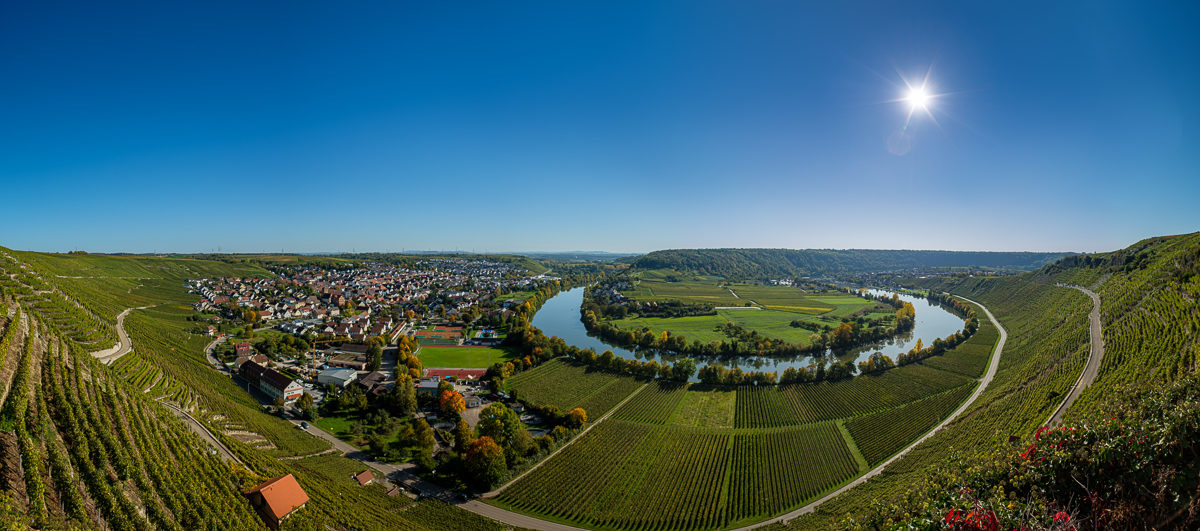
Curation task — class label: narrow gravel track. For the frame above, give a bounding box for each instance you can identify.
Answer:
[163,402,243,464]
[90,305,153,365]
[1045,285,1103,426]
[730,295,1008,530]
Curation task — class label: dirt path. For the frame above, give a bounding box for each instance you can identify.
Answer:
[1045,285,1103,426]
[731,295,1008,530]
[90,306,153,365]
[162,402,243,464]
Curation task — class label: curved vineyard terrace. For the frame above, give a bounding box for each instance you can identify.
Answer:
[532,287,966,378]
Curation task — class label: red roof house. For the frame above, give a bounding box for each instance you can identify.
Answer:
[353,469,374,486]
[244,474,309,529]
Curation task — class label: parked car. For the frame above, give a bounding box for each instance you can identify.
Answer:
[299,421,309,429]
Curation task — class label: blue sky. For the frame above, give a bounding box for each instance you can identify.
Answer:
[1,2,1196,254]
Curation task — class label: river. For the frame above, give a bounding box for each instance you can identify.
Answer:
[529,287,965,377]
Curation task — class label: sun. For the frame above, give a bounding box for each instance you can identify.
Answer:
[906,85,931,111]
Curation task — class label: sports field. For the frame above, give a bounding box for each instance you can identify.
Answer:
[415,345,517,368]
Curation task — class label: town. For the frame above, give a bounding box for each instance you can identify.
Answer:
[180,257,562,507]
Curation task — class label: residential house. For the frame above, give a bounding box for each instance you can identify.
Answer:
[244,474,309,530]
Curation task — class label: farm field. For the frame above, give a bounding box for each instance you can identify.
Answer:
[608,271,896,350]
[609,308,834,347]
[415,345,518,368]
[623,277,743,306]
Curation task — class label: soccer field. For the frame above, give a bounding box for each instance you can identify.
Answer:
[415,346,518,368]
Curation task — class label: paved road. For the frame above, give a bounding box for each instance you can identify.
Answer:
[204,335,230,372]
[1045,285,1103,426]
[163,402,243,464]
[91,305,153,365]
[731,295,1009,530]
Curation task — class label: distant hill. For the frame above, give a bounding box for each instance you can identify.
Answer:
[631,248,1072,279]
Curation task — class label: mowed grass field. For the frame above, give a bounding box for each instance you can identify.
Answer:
[609,308,843,347]
[415,345,517,368]
[613,271,886,347]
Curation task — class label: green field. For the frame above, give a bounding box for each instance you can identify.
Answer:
[609,308,845,347]
[415,345,518,368]
[610,271,889,348]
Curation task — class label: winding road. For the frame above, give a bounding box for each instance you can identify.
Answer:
[90,305,153,365]
[731,295,1009,530]
[1045,285,1103,427]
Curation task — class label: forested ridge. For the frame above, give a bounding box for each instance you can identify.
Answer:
[631,248,1070,279]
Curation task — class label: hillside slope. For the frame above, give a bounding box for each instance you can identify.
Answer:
[781,232,1200,529]
[0,248,522,530]
[632,248,1070,279]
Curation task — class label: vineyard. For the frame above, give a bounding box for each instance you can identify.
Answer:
[783,262,1096,527]
[492,319,1000,529]
[507,358,646,416]
[844,384,974,466]
[0,248,519,530]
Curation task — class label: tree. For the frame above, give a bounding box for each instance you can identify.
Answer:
[476,402,523,450]
[440,390,466,418]
[272,397,285,415]
[670,359,696,382]
[297,392,314,411]
[389,374,417,416]
[367,342,383,372]
[454,417,472,451]
[464,436,507,489]
[297,392,318,420]
[511,429,534,460]
[566,408,587,428]
[413,418,436,451]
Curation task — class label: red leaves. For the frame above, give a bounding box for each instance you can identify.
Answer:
[942,507,1000,530]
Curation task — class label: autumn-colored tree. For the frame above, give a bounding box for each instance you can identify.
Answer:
[464,436,507,489]
[405,309,416,321]
[566,408,587,428]
[440,389,466,418]
[831,322,855,346]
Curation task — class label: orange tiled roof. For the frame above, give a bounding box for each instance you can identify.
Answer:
[246,474,309,520]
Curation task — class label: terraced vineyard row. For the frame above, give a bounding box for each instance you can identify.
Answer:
[611,381,688,424]
[495,418,862,529]
[734,364,971,427]
[845,384,975,465]
[727,422,860,524]
[508,358,643,414]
